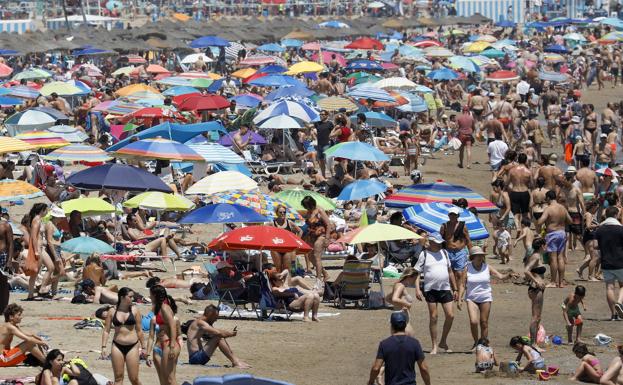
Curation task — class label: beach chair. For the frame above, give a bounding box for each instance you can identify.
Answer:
[256,272,294,320]
[241,150,296,175]
[213,272,260,318]
[334,259,373,309]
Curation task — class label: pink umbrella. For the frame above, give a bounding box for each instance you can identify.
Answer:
[92,100,116,112]
[0,63,13,77]
[382,62,399,70]
[302,42,321,51]
[311,51,346,66]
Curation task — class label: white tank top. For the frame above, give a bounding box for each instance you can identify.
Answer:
[465,262,493,303]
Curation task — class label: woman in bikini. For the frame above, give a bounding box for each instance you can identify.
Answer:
[387,268,418,337]
[271,205,302,273]
[524,238,547,345]
[26,203,55,300]
[490,179,514,230]
[399,131,419,176]
[301,196,332,281]
[146,285,179,385]
[584,104,598,150]
[531,176,549,233]
[101,287,144,385]
[42,206,66,297]
[577,200,601,281]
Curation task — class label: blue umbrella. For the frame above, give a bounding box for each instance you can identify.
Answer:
[193,374,293,385]
[61,236,115,255]
[0,96,23,106]
[7,85,40,98]
[427,68,459,80]
[265,85,315,102]
[72,48,113,56]
[348,86,396,102]
[449,56,480,73]
[544,44,569,54]
[403,202,489,240]
[257,43,285,53]
[231,94,262,107]
[67,163,173,192]
[253,100,319,124]
[248,75,306,88]
[258,65,287,74]
[318,20,350,28]
[0,49,19,56]
[538,71,568,82]
[179,203,268,224]
[346,60,384,71]
[189,36,230,48]
[397,93,428,113]
[414,84,434,93]
[162,86,200,96]
[326,141,390,162]
[495,20,516,27]
[337,179,387,201]
[349,111,396,128]
[600,17,623,30]
[213,162,252,176]
[281,39,303,48]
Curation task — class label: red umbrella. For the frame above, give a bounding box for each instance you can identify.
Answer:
[172,92,201,106]
[145,64,170,74]
[345,37,384,50]
[243,72,268,84]
[411,40,443,48]
[124,107,185,121]
[208,225,312,253]
[312,51,346,66]
[486,70,520,82]
[0,63,12,77]
[177,94,230,111]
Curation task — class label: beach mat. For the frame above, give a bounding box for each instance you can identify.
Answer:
[218,309,340,320]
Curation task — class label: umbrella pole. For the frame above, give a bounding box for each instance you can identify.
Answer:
[376,241,385,306]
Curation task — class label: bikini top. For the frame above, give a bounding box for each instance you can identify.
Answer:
[112,308,136,327]
[155,299,169,326]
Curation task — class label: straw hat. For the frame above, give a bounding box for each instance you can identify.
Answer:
[469,246,486,260]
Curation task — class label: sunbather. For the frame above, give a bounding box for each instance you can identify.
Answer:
[269,270,320,322]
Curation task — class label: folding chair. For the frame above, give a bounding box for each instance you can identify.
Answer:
[257,272,294,320]
[335,259,373,309]
[213,273,259,318]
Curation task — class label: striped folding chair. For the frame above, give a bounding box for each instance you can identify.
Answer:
[335,259,373,309]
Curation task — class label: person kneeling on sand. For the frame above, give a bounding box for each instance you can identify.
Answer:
[186,305,250,368]
[0,303,47,367]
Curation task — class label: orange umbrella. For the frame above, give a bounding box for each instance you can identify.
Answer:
[146,64,170,74]
[362,91,408,108]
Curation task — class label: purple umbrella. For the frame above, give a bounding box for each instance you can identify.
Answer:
[218,130,267,147]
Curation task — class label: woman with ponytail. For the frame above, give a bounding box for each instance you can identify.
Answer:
[146,285,179,385]
[26,203,56,300]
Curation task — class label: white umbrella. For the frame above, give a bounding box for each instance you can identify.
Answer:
[372,77,417,90]
[186,171,258,195]
[186,143,245,164]
[258,114,302,129]
[368,1,385,8]
[181,53,214,64]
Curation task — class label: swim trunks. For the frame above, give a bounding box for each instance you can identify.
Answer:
[189,349,211,365]
[567,212,583,235]
[446,248,468,271]
[509,191,530,215]
[0,347,26,367]
[545,230,567,253]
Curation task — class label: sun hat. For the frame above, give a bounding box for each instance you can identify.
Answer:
[428,232,444,244]
[548,153,558,165]
[566,165,577,174]
[572,115,581,123]
[469,246,486,259]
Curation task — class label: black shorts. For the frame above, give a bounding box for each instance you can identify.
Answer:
[317,144,330,160]
[567,212,583,235]
[509,191,530,215]
[424,289,454,304]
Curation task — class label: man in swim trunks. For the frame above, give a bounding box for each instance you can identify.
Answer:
[186,305,250,368]
[537,154,563,191]
[575,157,597,202]
[508,153,533,236]
[559,166,585,251]
[537,191,572,288]
[0,304,47,367]
[440,206,472,308]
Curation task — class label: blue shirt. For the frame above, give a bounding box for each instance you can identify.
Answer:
[377,335,425,385]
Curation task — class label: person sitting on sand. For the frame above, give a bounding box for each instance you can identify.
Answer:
[269,270,321,322]
[186,304,250,368]
[570,342,602,383]
[474,337,498,373]
[600,344,623,385]
[509,336,545,373]
[0,303,47,367]
[76,279,118,305]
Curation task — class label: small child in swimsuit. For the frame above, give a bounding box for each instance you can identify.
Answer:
[474,337,498,373]
[562,285,587,344]
[493,224,511,264]
[514,218,535,262]
[510,336,545,373]
[570,342,602,383]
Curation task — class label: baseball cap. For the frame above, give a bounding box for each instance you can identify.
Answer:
[428,232,444,244]
[566,165,577,174]
[448,206,461,215]
[390,311,408,328]
[601,133,608,138]
[575,135,582,140]
[548,153,558,165]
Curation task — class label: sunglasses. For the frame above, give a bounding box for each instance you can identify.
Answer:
[278,210,286,214]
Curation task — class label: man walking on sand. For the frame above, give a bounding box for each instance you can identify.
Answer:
[537,191,572,288]
[594,206,623,321]
[456,106,475,169]
[508,153,533,235]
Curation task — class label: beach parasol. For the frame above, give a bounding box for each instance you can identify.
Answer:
[274,188,336,211]
[316,96,358,112]
[372,77,417,90]
[338,223,420,244]
[213,190,302,222]
[186,171,258,195]
[116,84,160,97]
[347,86,396,102]
[209,225,311,253]
[403,202,489,240]
[13,68,51,81]
[231,68,257,79]
[15,131,70,149]
[311,51,347,66]
[325,142,390,162]
[384,180,498,212]
[61,236,115,255]
[538,71,569,82]
[5,110,56,133]
[345,37,384,50]
[115,138,203,162]
[253,100,319,124]
[301,42,321,51]
[0,137,35,154]
[480,48,506,58]
[449,56,481,73]
[0,96,23,106]
[66,164,172,193]
[177,94,230,111]
[348,111,396,128]
[44,144,112,163]
[398,93,428,113]
[240,55,279,66]
[318,20,350,29]
[265,86,314,102]
[162,86,200,97]
[123,192,194,211]
[189,36,230,48]
[112,66,135,76]
[218,130,267,147]
[180,53,214,64]
[61,197,116,216]
[423,47,454,57]
[427,68,459,81]
[463,41,491,53]
[257,43,286,53]
[46,125,89,143]
[248,75,306,88]
[281,39,303,48]
[345,60,384,71]
[259,115,302,130]
[179,203,268,224]
[39,82,84,96]
[286,61,325,74]
[6,85,40,99]
[486,70,520,82]
[0,179,44,202]
[186,143,245,164]
[337,179,387,201]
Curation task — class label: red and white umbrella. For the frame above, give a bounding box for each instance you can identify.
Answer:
[208,225,312,253]
[486,70,520,82]
[412,40,443,48]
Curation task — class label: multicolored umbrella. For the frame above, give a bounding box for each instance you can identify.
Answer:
[186,143,245,164]
[179,203,268,224]
[325,142,390,162]
[274,188,336,211]
[348,86,396,102]
[0,179,44,201]
[0,63,13,78]
[44,144,112,162]
[186,171,258,195]
[384,181,498,213]
[15,131,70,149]
[61,197,116,216]
[116,84,160,97]
[6,85,40,99]
[12,68,52,81]
[240,55,280,66]
[218,130,267,147]
[338,223,421,244]
[46,125,89,143]
[213,190,303,222]
[403,202,489,240]
[0,137,35,154]
[115,138,203,162]
[123,192,194,211]
[39,82,84,96]
[209,225,311,253]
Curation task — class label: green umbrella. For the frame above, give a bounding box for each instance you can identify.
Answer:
[13,68,52,81]
[190,78,214,88]
[40,82,83,96]
[274,188,336,211]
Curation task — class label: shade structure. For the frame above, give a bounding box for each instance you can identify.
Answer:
[186,143,244,164]
[318,20,350,28]
[259,115,302,129]
[281,39,303,47]
[189,36,230,48]
[61,197,116,216]
[208,225,311,253]
[403,202,489,240]
[480,48,506,58]
[384,181,498,213]
[544,44,568,54]
[39,82,84,96]
[162,86,200,97]
[61,236,115,255]
[231,93,263,107]
[213,190,302,222]
[286,61,324,74]
[179,203,268,224]
[0,179,44,202]
[347,86,396,102]
[186,171,258,195]
[0,137,35,154]
[257,43,285,53]
[338,223,421,244]
[345,37,384,50]
[311,51,347,66]
[13,68,51,81]
[66,163,172,193]
[46,125,89,143]
[463,41,491,53]
[258,65,288,74]
[345,60,384,71]
[240,55,280,66]
[112,66,135,76]
[180,53,214,64]
[177,94,230,111]
[5,110,56,133]
[372,77,417,90]
[0,96,23,106]
[115,138,203,162]
[218,130,267,147]
[44,144,112,162]
[398,93,428,113]
[124,192,194,211]
[486,70,520,82]
[427,68,459,81]
[316,96,358,112]
[116,84,160,97]
[253,100,319,124]
[538,71,569,82]
[337,179,387,201]
[325,142,390,162]
[15,131,70,149]
[274,188,336,211]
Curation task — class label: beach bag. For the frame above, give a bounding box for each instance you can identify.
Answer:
[528,324,547,346]
[24,235,38,277]
[564,142,573,164]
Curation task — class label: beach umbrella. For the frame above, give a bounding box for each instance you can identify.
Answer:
[258,65,288,74]
[544,44,569,54]
[325,142,390,162]
[248,75,306,88]
[0,50,19,56]
[13,68,52,81]
[403,202,489,240]
[397,93,428,113]
[372,77,417,89]
[449,56,481,73]
[311,51,347,67]
[218,130,267,147]
[177,94,229,111]
[186,171,258,195]
[125,107,184,121]
[66,80,91,94]
[231,68,257,79]
[274,188,336,211]
[318,20,350,28]
[253,100,319,124]
[189,36,230,48]
[301,42,321,51]
[39,82,84,96]
[538,71,569,82]
[5,110,56,132]
[179,203,268,224]
[46,125,89,143]
[347,86,396,102]
[564,33,587,42]
[44,144,112,162]
[367,1,385,7]
[0,137,34,154]
[600,17,623,29]
[281,39,303,48]
[480,48,506,58]
[155,77,193,87]
[338,223,420,244]
[486,70,520,82]
[411,40,443,48]
[122,54,145,64]
[349,111,396,128]
[61,236,115,255]
[0,179,44,202]
[162,86,200,97]
[337,179,387,201]
[596,167,617,177]
[189,78,215,89]
[264,86,314,102]
[6,86,40,99]
[15,131,70,149]
[0,96,23,106]
[0,63,13,77]
[316,96,358,112]
[259,115,302,130]
[213,190,302,222]
[66,163,172,193]
[476,34,498,43]
[180,53,213,64]
[423,47,454,57]
[600,31,623,42]
[73,47,112,56]
[427,68,459,81]
[115,138,203,162]
[286,61,324,74]
[240,55,280,66]
[384,180,498,212]
[463,41,492,53]
[186,143,244,164]
[209,225,311,253]
[346,60,384,71]
[116,84,160,97]
[543,53,566,63]
[495,20,516,27]
[62,197,116,216]
[231,93,263,107]
[257,43,285,53]
[112,66,135,76]
[345,37,384,50]
[124,192,194,211]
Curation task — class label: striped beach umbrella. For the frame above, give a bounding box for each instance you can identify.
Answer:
[45,144,112,162]
[186,143,245,164]
[253,100,319,124]
[6,86,40,99]
[15,131,70,149]
[385,181,498,213]
[46,125,89,143]
[115,138,203,162]
[403,202,490,240]
[0,137,35,154]
[0,179,44,201]
[124,192,194,211]
[213,190,303,222]
[316,96,358,112]
[485,70,520,83]
[186,171,258,195]
[240,55,279,66]
[348,86,396,102]
[12,68,52,81]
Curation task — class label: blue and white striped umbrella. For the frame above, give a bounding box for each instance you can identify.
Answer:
[403,202,489,240]
[7,85,40,99]
[248,75,306,88]
[253,100,319,124]
[348,86,396,102]
[538,71,569,83]
[346,60,384,71]
[318,20,350,29]
[337,179,387,201]
[185,143,245,164]
[397,93,428,113]
[281,39,303,48]
[162,86,200,96]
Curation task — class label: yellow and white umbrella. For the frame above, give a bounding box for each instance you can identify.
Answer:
[0,137,35,154]
[123,192,194,211]
[185,171,258,195]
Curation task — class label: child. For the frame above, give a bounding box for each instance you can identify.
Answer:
[570,342,602,383]
[474,337,498,373]
[509,336,545,373]
[514,218,535,261]
[562,285,587,344]
[493,223,511,264]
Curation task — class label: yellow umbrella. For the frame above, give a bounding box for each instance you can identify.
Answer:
[112,66,135,76]
[463,41,492,53]
[0,179,44,202]
[205,72,222,80]
[316,96,358,112]
[123,192,194,211]
[231,68,257,79]
[116,84,160,97]
[61,197,116,216]
[0,137,35,154]
[286,61,325,74]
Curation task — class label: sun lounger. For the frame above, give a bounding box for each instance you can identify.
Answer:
[334,259,373,309]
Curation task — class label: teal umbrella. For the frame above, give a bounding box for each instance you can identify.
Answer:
[61,236,115,255]
[481,48,506,58]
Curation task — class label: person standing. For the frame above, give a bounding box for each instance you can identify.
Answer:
[537,191,572,288]
[314,110,334,178]
[594,206,623,321]
[508,153,533,235]
[367,312,431,385]
[456,106,475,169]
[440,207,472,304]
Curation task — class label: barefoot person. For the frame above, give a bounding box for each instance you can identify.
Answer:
[186,305,250,368]
[301,196,332,281]
[440,206,472,306]
[524,238,547,345]
[594,206,623,321]
[600,344,623,385]
[387,268,419,337]
[537,190,572,288]
[508,153,533,234]
[146,285,179,385]
[0,303,47,367]
[269,270,321,322]
[569,342,602,383]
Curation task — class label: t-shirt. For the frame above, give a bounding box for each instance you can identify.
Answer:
[315,121,334,148]
[595,223,623,271]
[414,249,451,291]
[487,140,509,165]
[377,335,425,385]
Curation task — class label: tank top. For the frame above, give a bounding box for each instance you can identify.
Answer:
[465,262,492,303]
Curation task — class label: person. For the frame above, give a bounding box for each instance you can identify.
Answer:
[367,312,431,385]
[456,106,475,169]
[508,153,533,234]
[232,124,251,154]
[514,218,535,263]
[36,349,66,385]
[301,196,332,281]
[490,178,514,230]
[414,232,458,354]
[600,344,623,385]
[464,246,515,346]
[492,223,511,264]
[26,203,55,300]
[145,285,179,385]
[387,268,418,337]
[537,190,572,288]
[474,337,498,373]
[570,342,602,383]
[594,206,623,321]
[560,166,586,251]
[271,205,302,273]
[487,131,509,173]
[314,110,334,177]
[0,303,47,367]
[42,205,65,296]
[524,238,547,345]
[186,304,250,368]
[0,218,13,315]
[101,287,144,385]
[563,285,587,344]
[577,200,601,281]
[509,336,545,373]
[440,206,472,305]
[269,270,320,322]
